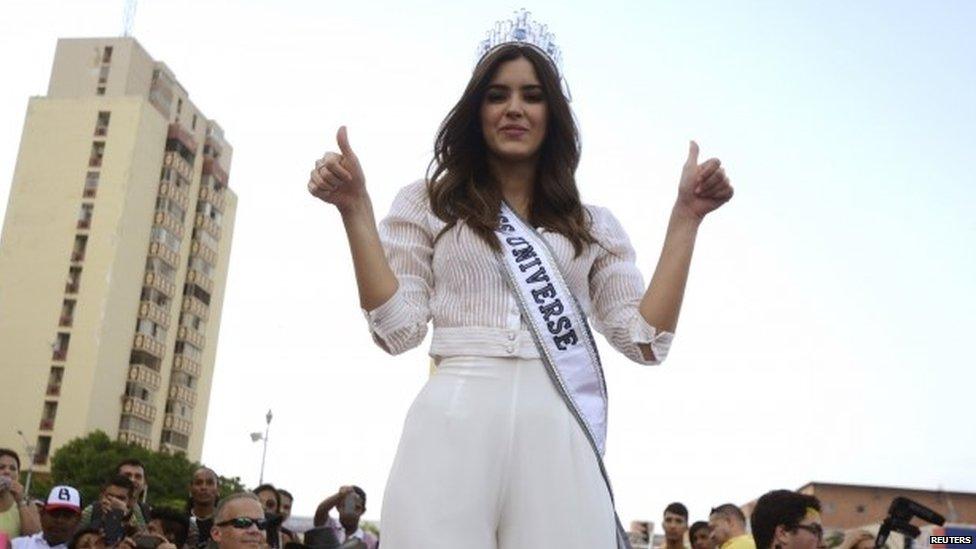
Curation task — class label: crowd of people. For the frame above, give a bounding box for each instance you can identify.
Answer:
[3,446,881,549]
[0,449,375,549]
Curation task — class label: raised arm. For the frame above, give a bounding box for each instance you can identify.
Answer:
[637,141,733,355]
[308,126,398,311]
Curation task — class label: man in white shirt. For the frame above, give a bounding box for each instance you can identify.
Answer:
[13,486,81,549]
[313,487,376,549]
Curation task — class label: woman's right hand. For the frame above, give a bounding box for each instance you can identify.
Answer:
[308,126,369,215]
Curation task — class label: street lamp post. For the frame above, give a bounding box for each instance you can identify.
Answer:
[249,410,273,485]
[16,430,36,497]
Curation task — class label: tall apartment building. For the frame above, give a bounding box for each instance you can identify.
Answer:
[0,37,237,467]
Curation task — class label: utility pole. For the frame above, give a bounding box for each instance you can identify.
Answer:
[15,430,36,497]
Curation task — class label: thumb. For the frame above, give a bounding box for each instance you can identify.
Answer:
[337,126,357,161]
[685,140,699,168]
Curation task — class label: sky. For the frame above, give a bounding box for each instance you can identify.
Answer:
[1,0,974,531]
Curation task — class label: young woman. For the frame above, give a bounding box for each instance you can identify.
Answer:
[307,16,732,549]
[0,449,40,539]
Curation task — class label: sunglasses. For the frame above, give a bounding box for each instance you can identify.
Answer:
[795,524,823,541]
[215,517,268,530]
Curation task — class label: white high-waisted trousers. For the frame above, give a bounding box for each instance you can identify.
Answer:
[379,355,618,548]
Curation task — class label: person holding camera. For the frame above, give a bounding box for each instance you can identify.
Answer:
[79,475,145,543]
[0,449,41,539]
[12,486,82,549]
[312,488,375,549]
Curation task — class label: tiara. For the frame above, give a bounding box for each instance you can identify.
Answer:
[475,9,563,75]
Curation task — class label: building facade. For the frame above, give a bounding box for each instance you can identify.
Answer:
[741,482,976,531]
[0,37,237,467]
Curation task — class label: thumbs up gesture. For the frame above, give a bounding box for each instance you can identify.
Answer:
[675,140,734,221]
[308,126,368,213]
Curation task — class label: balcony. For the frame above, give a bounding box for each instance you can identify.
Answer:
[52,349,67,361]
[132,333,166,359]
[159,441,188,454]
[65,281,80,294]
[172,354,201,378]
[204,135,223,159]
[71,250,86,262]
[89,156,103,168]
[198,186,225,212]
[163,151,193,181]
[202,158,229,187]
[163,413,193,436]
[122,396,157,423]
[158,181,189,210]
[128,363,161,391]
[118,430,153,449]
[39,418,55,431]
[94,126,108,137]
[168,384,197,407]
[167,123,199,154]
[83,187,97,198]
[77,219,91,230]
[59,314,73,327]
[194,213,221,241]
[154,210,184,239]
[148,242,179,269]
[33,454,48,466]
[186,268,213,294]
[138,300,170,329]
[181,295,209,321]
[144,271,175,298]
[177,325,206,350]
[46,384,61,396]
[190,240,216,265]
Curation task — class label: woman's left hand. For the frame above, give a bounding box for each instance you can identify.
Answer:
[675,140,733,221]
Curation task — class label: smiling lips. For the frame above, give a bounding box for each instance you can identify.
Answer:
[500,125,528,138]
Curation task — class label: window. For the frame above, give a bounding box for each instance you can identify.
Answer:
[102,46,113,63]
[175,341,203,361]
[179,313,204,332]
[72,234,88,262]
[66,266,82,293]
[151,225,181,253]
[60,299,76,327]
[193,228,218,250]
[84,171,100,197]
[40,402,58,431]
[156,196,186,222]
[34,436,52,465]
[96,86,106,96]
[176,98,183,115]
[120,415,152,436]
[94,111,110,136]
[172,372,196,389]
[77,203,94,229]
[140,286,169,308]
[53,333,70,361]
[146,257,176,280]
[89,142,105,167]
[98,65,110,85]
[47,367,64,396]
[136,318,167,341]
[190,257,214,277]
[192,114,197,130]
[161,430,188,448]
[125,381,151,401]
[188,284,210,305]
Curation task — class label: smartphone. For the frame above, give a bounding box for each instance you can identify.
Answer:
[133,535,163,549]
[0,476,11,492]
[341,493,359,514]
[103,509,126,546]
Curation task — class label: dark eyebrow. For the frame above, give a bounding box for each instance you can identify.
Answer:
[486,84,544,91]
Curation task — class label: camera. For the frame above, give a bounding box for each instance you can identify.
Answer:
[875,497,945,549]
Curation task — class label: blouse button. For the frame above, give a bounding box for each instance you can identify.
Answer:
[505,344,516,354]
[507,331,517,341]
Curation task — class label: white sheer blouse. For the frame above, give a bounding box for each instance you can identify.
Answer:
[362,180,674,365]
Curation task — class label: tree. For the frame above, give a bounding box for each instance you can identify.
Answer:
[46,431,246,509]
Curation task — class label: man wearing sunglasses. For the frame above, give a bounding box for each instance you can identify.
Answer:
[749,490,826,549]
[211,493,267,549]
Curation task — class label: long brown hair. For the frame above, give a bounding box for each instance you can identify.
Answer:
[426,43,597,256]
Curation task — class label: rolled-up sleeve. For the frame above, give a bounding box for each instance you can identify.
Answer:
[588,207,674,365]
[362,183,433,355]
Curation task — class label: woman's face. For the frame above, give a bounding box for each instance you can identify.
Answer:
[480,56,548,163]
[0,455,18,479]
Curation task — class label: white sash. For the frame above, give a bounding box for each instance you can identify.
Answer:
[495,202,632,549]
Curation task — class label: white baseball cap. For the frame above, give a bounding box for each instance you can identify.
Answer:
[45,485,81,513]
